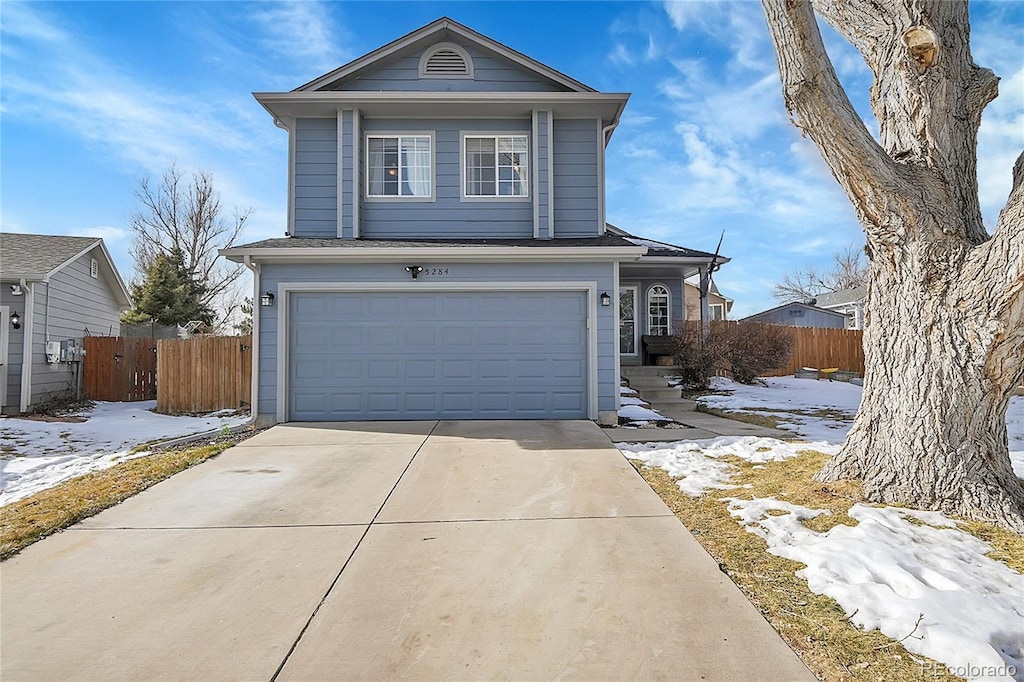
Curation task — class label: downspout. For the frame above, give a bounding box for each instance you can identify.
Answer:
[243,256,261,427]
[19,279,35,413]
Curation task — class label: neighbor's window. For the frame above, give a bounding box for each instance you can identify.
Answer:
[464,135,528,198]
[648,284,670,336]
[710,303,724,321]
[367,135,432,198]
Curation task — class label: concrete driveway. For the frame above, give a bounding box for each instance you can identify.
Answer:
[2,420,813,681]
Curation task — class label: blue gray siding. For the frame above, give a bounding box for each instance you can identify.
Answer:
[293,118,338,238]
[292,114,604,240]
[256,261,616,422]
[552,119,599,237]
[1,249,124,412]
[360,118,533,239]
[334,44,564,93]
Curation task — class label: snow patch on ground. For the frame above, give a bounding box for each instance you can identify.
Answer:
[620,436,837,496]
[726,498,1024,681]
[700,376,862,442]
[0,401,248,506]
[620,380,1024,681]
[617,404,668,422]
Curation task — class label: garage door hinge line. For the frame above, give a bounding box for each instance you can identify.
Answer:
[268,420,439,682]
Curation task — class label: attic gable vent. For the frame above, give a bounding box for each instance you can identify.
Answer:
[419,42,474,79]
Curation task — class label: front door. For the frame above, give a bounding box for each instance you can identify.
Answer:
[618,287,638,357]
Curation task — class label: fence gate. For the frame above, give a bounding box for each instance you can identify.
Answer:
[156,335,252,414]
[83,337,158,401]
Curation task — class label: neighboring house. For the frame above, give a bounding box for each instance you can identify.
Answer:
[742,301,849,329]
[222,17,726,426]
[816,285,866,329]
[0,233,132,414]
[684,280,732,321]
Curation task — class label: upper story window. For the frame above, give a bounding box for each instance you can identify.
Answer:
[366,134,433,199]
[648,284,670,336]
[710,303,724,321]
[463,135,529,199]
[418,42,474,79]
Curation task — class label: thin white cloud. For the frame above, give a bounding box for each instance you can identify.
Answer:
[249,1,349,76]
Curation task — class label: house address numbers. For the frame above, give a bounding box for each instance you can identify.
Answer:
[421,267,449,276]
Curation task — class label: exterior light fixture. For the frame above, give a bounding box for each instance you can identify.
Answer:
[260,291,275,307]
[600,292,611,307]
[405,265,423,279]
[10,311,21,329]
[10,284,22,296]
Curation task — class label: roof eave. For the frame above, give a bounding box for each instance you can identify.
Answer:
[253,91,631,126]
[221,245,647,264]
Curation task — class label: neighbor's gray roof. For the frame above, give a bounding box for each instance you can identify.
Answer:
[742,301,849,321]
[604,223,725,261]
[229,235,637,249]
[0,233,101,279]
[816,285,866,307]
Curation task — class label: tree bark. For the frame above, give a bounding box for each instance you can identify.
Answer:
[762,0,1024,532]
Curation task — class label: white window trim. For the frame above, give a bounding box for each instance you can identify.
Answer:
[647,283,671,336]
[275,281,599,423]
[709,302,725,321]
[418,42,474,79]
[364,132,436,202]
[460,132,531,202]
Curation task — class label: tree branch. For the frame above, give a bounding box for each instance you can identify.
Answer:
[811,0,997,243]
[761,0,901,240]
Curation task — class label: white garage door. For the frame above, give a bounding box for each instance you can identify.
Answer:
[287,290,588,420]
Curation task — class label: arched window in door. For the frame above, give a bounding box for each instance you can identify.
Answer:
[648,284,670,336]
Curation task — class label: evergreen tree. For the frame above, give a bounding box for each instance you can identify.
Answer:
[122,249,214,326]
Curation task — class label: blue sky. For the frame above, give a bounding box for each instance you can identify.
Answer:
[2,1,1021,317]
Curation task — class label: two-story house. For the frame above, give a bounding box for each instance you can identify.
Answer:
[223,18,727,426]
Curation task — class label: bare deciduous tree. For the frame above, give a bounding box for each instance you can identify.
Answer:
[129,163,250,328]
[762,0,1024,531]
[772,244,868,302]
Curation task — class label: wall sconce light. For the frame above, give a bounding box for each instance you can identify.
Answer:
[10,311,21,329]
[260,291,275,307]
[10,284,22,296]
[405,265,423,279]
[600,292,611,307]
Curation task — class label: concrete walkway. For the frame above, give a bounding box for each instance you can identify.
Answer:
[2,420,813,681]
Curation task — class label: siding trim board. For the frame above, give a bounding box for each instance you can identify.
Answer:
[229,246,645,263]
[353,108,361,238]
[337,111,345,238]
[532,112,540,238]
[20,282,35,413]
[275,280,599,422]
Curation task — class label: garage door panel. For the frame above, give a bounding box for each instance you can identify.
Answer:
[289,291,588,420]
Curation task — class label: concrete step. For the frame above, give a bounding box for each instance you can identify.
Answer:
[637,387,682,401]
[620,366,681,378]
[624,376,674,389]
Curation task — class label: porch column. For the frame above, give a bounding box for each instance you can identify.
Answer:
[698,265,711,341]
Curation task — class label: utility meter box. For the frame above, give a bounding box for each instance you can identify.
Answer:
[46,341,62,364]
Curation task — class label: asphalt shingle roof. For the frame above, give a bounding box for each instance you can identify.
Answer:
[0,233,100,278]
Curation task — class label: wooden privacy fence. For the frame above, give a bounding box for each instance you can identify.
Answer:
[762,326,864,378]
[83,336,158,401]
[156,336,252,414]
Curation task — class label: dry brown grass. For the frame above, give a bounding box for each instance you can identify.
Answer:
[631,450,968,682]
[1,442,231,560]
[696,404,786,429]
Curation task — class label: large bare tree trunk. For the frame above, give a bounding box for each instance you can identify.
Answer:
[761,0,1024,531]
